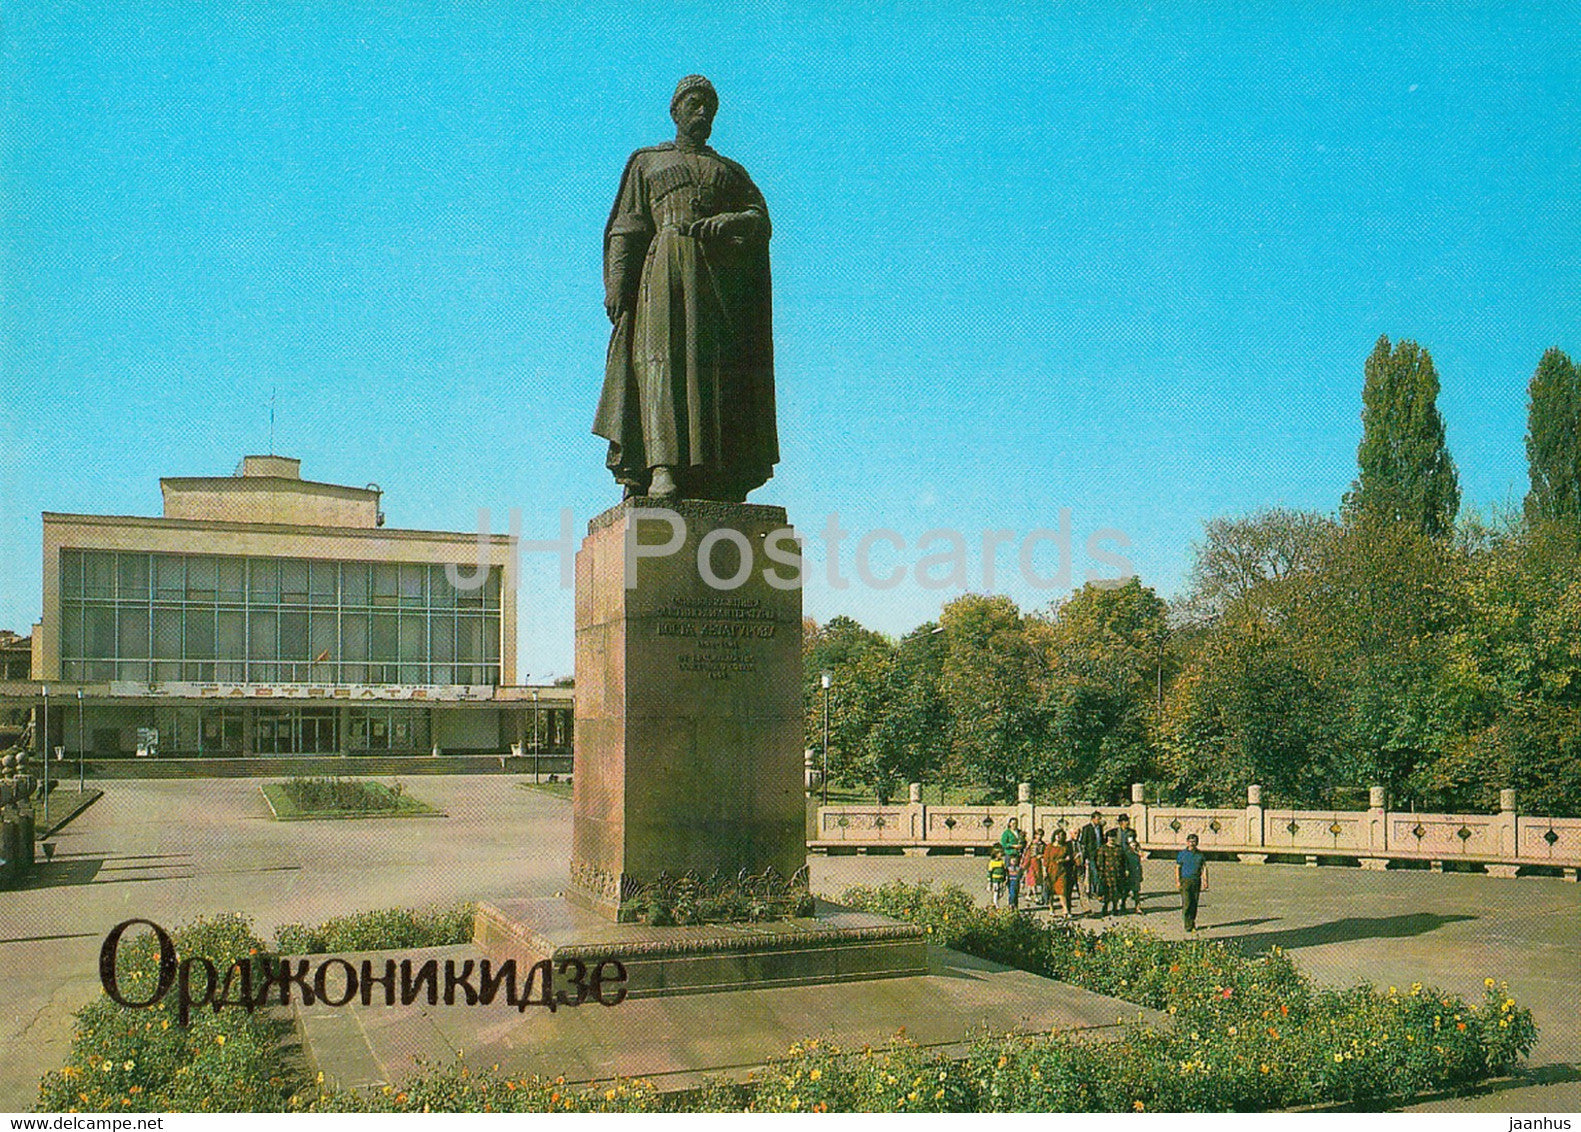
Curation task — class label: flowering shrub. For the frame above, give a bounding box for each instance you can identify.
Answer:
[36,915,292,1113]
[747,1039,975,1112]
[273,903,475,954]
[836,881,1539,1110]
[307,1064,671,1113]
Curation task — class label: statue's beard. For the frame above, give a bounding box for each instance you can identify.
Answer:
[679,118,712,145]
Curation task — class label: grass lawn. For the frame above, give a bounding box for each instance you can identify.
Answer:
[261,778,442,821]
[515,779,573,800]
[35,786,105,837]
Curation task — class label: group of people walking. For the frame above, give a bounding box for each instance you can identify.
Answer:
[986,811,1146,919]
[985,814,1212,931]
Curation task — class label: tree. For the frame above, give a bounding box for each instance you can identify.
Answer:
[1525,347,1581,525]
[938,595,1050,799]
[803,615,890,760]
[1039,579,1169,801]
[1279,516,1460,798]
[1343,335,1460,538]
[860,624,951,800]
[1156,623,1332,806]
[1182,509,1336,625]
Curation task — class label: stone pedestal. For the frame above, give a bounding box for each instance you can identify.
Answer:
[571,499,805,920]
[476,897,926,999]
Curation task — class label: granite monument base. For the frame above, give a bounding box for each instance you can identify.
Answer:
[475,896,927,999]
[570,498,806,920]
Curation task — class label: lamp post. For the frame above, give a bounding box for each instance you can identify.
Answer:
[40,686,49,824]
[820,671,831,806]
[532,689,540,784]
[77,688,85,792]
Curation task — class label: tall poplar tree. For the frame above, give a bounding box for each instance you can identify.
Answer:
[1343,335,1460,537]
[1524,347,1581,524]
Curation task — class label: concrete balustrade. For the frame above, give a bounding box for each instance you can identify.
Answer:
[809,783,1581,880]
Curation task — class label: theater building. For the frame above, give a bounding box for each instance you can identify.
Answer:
[12,456,571,765]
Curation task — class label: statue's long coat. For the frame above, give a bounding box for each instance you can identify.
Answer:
[593,142,778,499]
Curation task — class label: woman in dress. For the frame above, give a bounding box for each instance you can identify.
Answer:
[1047,828,1078,918]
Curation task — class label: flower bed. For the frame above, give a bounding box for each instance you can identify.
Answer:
[834,880,1538,1110]
[261,777,439,820]
[36,915,292,1113]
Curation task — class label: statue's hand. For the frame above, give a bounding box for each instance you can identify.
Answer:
[605,296,627,324]
[688,214,737,241]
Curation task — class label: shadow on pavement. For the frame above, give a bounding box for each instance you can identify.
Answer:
[1204,916,1279,930]
[15,854,199,889]
[1217,911,1477,955]
[0,931,100,945]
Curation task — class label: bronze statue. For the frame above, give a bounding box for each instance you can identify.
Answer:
[593,75,778,501]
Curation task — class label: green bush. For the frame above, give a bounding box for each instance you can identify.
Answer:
[273,903,475,954]
[279,776,405,814]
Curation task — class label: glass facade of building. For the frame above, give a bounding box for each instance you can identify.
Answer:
[58,550,502,686]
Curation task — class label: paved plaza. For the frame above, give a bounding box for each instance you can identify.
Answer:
[2,775,1577,1111]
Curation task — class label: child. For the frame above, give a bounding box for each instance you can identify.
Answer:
[1023,830,1046,907]
[987,846,1007,908]
[1006,842,1024,910]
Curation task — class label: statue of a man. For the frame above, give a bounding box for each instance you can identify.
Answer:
[592,75,778,502]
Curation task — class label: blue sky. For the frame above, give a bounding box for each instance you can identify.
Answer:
[3,3,1577,678]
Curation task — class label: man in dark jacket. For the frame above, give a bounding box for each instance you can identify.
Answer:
[1076,811,1107,914]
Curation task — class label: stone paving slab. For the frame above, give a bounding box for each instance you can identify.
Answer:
[295,941,1153,1094]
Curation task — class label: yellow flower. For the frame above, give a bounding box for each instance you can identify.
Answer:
[1334,1053,1344,1063]
[809,1069,822,1082]
[215,1035,226,1046]
[1133,1100,1145,1111]
[1485,977,1496,988]
[1227,1026,1237,1037]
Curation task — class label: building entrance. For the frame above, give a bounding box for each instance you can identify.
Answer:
[255,708,339,755]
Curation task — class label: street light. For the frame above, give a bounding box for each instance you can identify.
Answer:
[532,689,540,784]
[40,686,49,824]
[77,688,85,791]
[820,671,832,806]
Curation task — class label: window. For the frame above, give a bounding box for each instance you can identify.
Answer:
[217,557,246,603]
[154,556,185,601]
[118,554,150,600]
[61,550,84,598]
[187,557,217,602]
[308,561,338,605]
[57,549,502,690]
[85,552,117,598]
